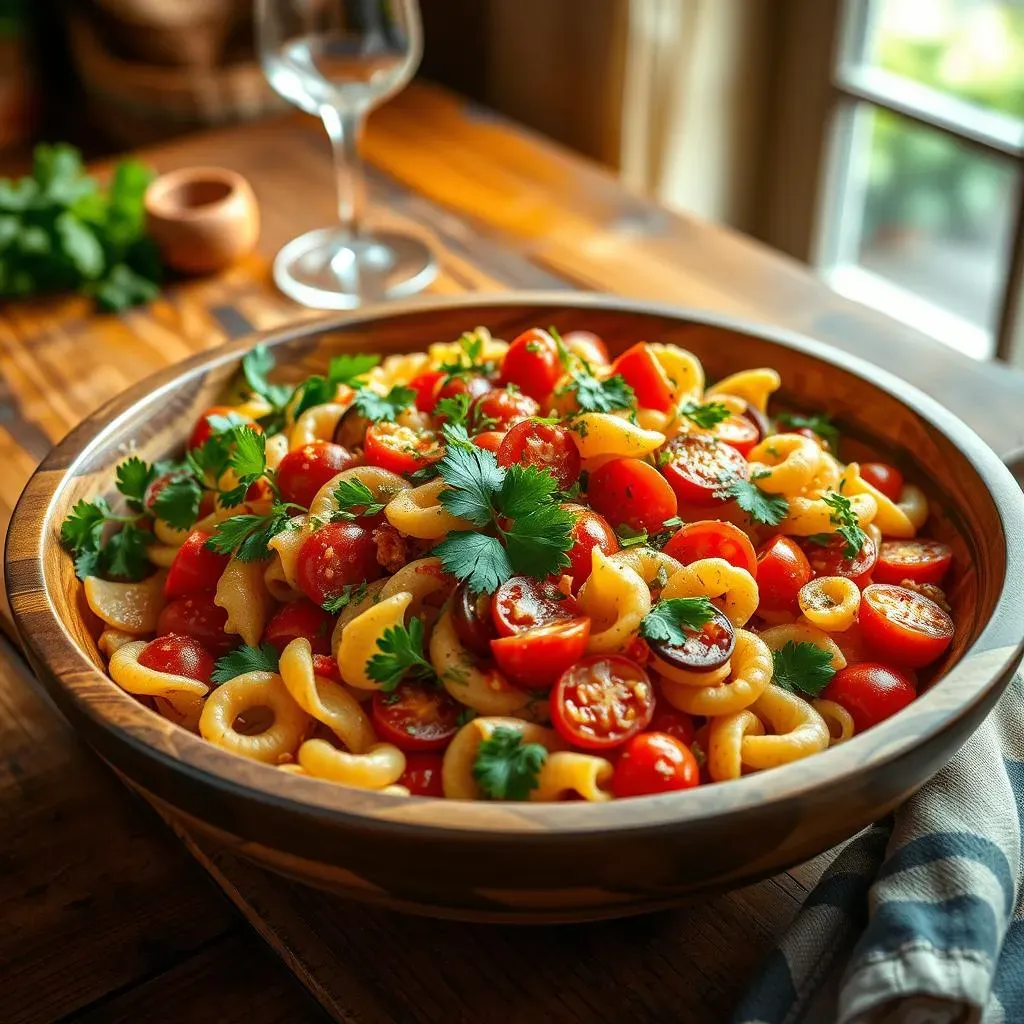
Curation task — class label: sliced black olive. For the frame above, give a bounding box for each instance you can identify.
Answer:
[648,606,735,672]
[450,580,497,658]
[333,405,371,450]
[741,401,770,443]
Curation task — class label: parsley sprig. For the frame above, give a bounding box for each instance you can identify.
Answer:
[432,446,574,593]
[291,353,381,418]
[211,643,281,685]
[816,491,868,559]
[639,597,717,647]
[771,641,836,697]
[352,384,417,423]
[205,502,298,562]
[680,400,732,430]
[562,370,636,416]
[321,581,370,614]
[472,726,548,800]
[775,412,840,452]
[331,478,386,520]
[365,618,439,691]
[717,473,789,526]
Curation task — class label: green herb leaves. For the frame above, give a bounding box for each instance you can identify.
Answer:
[680,400,732,430]
[331,478,386,520]
[639,597,716,646]
[820,491,868,558]
[321,581,369,614]
[205,502,293,562]
[365,618,438,691]
[241,345,292,411]
[432,446,574,594]
[211,643,281,685]
[565,371,636,415]
[771,641,836,697]
[721,477,789,526]
[353,385,417,423]
[291,353,381,418]
[775,412,839,452]
[472,726,548,800]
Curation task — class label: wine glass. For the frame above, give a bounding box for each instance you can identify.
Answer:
[256,0,436,308]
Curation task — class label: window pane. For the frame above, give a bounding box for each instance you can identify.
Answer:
[860,0,1024,121]
[826,105,1017,359]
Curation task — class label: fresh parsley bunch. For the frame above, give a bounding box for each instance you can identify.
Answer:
[0,144,162,311]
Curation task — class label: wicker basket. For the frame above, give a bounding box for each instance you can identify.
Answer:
[68,10,288,148]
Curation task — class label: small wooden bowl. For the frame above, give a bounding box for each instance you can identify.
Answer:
[145,166,259,275]
[6,295,1024,922]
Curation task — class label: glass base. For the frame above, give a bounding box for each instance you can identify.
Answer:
[273,228,437,309]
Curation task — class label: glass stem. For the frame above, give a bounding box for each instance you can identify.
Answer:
[321,104,365,240]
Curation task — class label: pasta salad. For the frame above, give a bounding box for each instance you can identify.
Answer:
[61,327,957,801]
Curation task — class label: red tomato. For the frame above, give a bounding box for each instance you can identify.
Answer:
[409,370,446,413]
[609,343,673,412]
[833,621,870,666]
[587,458,678,534]
[802,534,878,589]
[612,733,700,797]
[472,431,506,453]
[296,522,381,605]
[792,426,830,453]
[860,584,954,668]
[499,328,562,402]
[470,388,539,431]
[491,618,591,689]
[756,536,812,612]
[312,653,342,682]
[660,434,748,505]
[164,530,230,599]
[663,520,757,576]
[648,706,697,747]
[371,682,462,752]
[562,504,619,592]
[188,406,260,450]
[860,462,904,502]
[875,540,953,586]
[156,592,234,654]
[712,415,760,457]
[497,420,581,491]
[363,422,443,476]
[276,441,356,508]
[821,663,916,732]
[551,655,655,750]
[491,576,582,637]
[400,751,445,796]
[138,634,215,683]
[434,373,492,405]
[562,330,610,367]
[262,599,335,656]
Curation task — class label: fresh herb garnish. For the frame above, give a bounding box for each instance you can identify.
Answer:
[472,726,548,800]
[291,353,381,417]
[435,392,472,430]
[438,329,496,377]
[680,400,732,430]
[352,385,417,423]
[211,643,281,685]
[776,412,840,452]
[639,596,717,646]
[204,501,295,562]
[771,641,836,697]
[615,524,650,548]
[321,581,370,614]
[331,478,386,520]
[820,491,868,558]
[241,345,292,411]
[564,371,636,415]
[365,618,439,691]
[719,477,789,526]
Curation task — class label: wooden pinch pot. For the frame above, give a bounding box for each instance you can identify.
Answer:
[145,166,259,274]
[6,295,1024,923]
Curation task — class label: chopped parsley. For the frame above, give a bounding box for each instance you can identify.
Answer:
[472,726,548,800]
[615,523,650,549]
[820,491,868,559]
[563,370,636,415]
[771,641,836,697]
[365,618,439,691]
[775,412,839,452]
[321,581,370,613]
[291,353,381,417]
[352,384,417,423]
[719,476,789,526]
[639,596,717,646]
[331,478,386,520]
[679,400,732,430]
[211,643,281,685]
[435,392,471,429]
[204,501,296,562]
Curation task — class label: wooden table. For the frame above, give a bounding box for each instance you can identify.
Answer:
[1,81,1022,1024]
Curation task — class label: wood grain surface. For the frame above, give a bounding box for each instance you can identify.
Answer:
[0,79,1022,1021]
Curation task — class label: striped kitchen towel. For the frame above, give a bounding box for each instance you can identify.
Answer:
[734,673,1024,1024]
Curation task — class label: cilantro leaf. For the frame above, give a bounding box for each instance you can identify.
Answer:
[566,371,636,414]
[820,491,868,558]
[331,478,386,520]
[211,643,281,685]
[328,353,381,386]
[472,726,548,800]
[776,412,840,453]
[680,400,732,430]
[639,597,717,646]
[353,385,417,423]
[496,463,559,520]
[60,497,110,554]
[205,502,292,562]
[242,345,292,410]
[151,475,202,531]
[364,618,438,691]
[503,504,574,579]
[771,641,836,697]
[187,433,233,483]
[291,353,381,418]
[437,444,503,525]
[205,411,248,436]
[104,521,151,581]
[115,456,155,510]
[722,477,788,526]
[229,426,267,482]
[433,532,512,595]
[435,392,471,428]
[321,582,370,613]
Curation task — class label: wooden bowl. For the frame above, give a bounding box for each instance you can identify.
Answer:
[7,295,1024,923]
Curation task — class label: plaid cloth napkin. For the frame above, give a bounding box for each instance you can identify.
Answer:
[734,673,1024,1024]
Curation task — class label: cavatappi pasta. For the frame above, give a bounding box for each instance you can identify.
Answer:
[63,327,958,801]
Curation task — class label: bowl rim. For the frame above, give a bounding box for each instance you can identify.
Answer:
[7,291,1024,839]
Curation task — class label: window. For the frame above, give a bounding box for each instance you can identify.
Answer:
[766,0,1024,364]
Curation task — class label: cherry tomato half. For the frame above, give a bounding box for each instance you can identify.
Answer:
[609,343,673,412]
[312,653,342,683]
[821,663,916,732]
[756,536,812,613]
[499,328,562,402]
[660,434,748,505]
[551,655,655,750]
[470,388,539,432]
[364,421,444,476]
[296,522,381,606]
[164,530,230,599]
[262,599,335,656]
[497,420,581,491]
[860,462,904,502]
[491,618,591,690]
[491,576,582,637]
[712,415,760,457]
[648,706,697,747]
[138,634,215,683]
[276,441,356,508]
[874,540,953,587]
[588,458,678,534]
[663,520,757,577]
[188,406,260,450]
[400,751,445,796]
[472,431,506,453]
[156,592,234,654]
[612,732,700,797]
[371,682,462,752]
[563,330,610,368]
[408,370,446,413]
[562,504,619,592]
[860,583,954,668]
[802,534,878,589]
[434,373,492,408]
